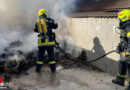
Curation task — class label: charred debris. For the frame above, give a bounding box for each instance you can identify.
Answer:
[0,40,101,82]
[0,41,38,74]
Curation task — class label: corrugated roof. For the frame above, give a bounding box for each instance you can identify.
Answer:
[70,0,130,18]
[76,0,130,12]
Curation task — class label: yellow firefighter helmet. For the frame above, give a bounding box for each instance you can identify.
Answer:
[118,9,130,22]
[38,8,47,17]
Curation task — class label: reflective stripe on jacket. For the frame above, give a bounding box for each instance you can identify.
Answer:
[38,36,55,46]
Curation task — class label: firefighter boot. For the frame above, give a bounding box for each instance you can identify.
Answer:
[50,64,56,73]
[35,64,42,73]
[112,76,125,86]
[125,82,130,90]
[125,85,130,90]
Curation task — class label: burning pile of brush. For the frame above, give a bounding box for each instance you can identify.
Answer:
[0,41,37,74]
[0,40,88,74]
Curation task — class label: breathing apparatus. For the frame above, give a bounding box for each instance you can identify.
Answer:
[37,9,49,42]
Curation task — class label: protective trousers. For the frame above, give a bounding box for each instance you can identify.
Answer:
[127,61,130,86]
[36,46,56,73]
[118,60,127,79]
[117,57,130,85]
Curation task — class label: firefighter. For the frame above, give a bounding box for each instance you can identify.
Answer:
[112,9,130,90]
[34,8,58,73]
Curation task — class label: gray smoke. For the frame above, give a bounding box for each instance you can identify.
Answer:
[0,0,81,56]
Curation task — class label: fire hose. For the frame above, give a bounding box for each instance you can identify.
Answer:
[55,40,116,63]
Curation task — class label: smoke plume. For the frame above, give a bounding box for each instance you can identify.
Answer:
[0,0,80,56]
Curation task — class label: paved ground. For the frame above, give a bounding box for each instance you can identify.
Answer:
[7,65,128,90]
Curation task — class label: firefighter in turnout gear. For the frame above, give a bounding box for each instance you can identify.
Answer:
[112,9,130,90]
[34,9,58,73]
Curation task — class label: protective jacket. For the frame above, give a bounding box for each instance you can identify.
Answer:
[34,18,58,46]
[119,21,130,57]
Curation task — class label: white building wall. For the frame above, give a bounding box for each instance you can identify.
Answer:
[68,17,121,75]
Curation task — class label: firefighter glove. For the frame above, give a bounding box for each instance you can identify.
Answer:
[116,43,121,54]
